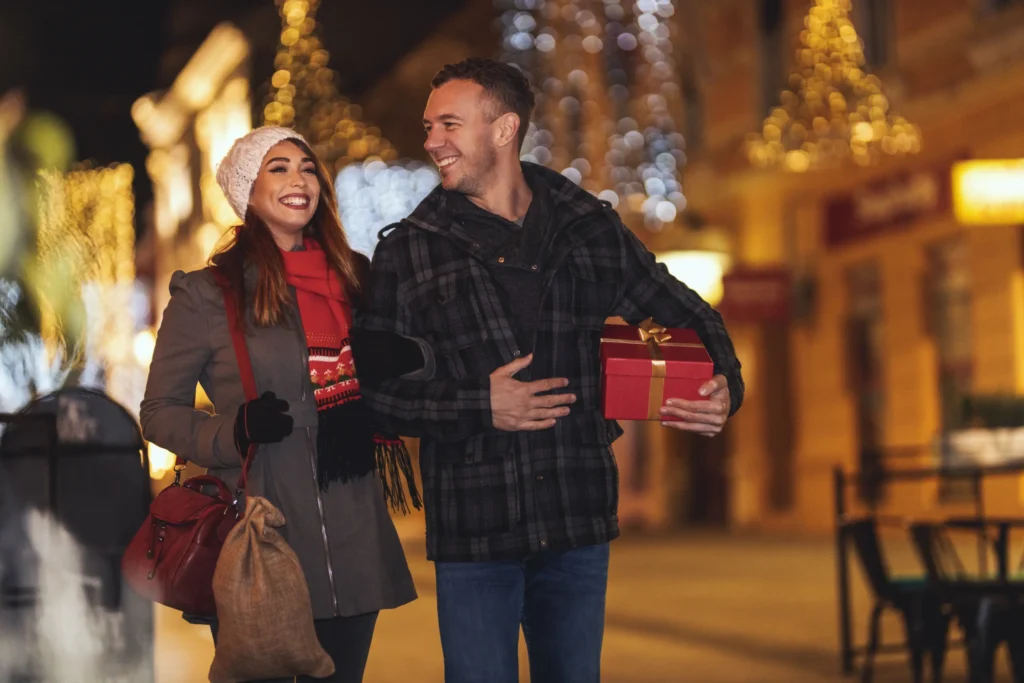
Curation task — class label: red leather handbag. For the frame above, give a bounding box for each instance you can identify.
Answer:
[122,268,258,617]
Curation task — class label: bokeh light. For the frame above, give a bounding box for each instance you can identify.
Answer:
[335,160,439,258]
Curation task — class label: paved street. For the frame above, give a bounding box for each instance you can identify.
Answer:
[155,529,1013,682]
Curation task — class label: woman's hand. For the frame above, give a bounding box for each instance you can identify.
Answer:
[234,391,293,455]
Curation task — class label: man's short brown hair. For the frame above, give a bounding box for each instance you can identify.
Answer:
[431,58,536,149]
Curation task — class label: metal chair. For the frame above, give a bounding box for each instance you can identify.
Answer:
[847,518,951,683]
[911,522,1024,683]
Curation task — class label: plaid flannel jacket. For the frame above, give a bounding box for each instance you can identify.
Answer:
[356,163,743,562]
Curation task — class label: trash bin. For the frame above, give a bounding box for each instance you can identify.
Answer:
[0,387,153,683]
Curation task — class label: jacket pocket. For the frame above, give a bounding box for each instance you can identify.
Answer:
[411,274,490,353]
[568,261,619,331]
[434,441,521,537]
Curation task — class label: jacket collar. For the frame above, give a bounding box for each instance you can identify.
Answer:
[403,162,608,254]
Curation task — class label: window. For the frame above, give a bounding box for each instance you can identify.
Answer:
[853,0,892,68]
[759,0,786,116]
[926,239,973,432]
[845,263,886,504]
[925,238,973,498]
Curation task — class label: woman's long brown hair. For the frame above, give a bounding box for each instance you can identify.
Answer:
[210,137,361,329]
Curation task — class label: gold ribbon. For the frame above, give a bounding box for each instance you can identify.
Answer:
[639,319,669,420]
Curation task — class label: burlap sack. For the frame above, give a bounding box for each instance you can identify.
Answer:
[208,496,334,683]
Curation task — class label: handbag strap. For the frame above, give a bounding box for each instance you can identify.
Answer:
[211,267,259,402]
[169,267,259,493]
[210,264,260,493]
[210,266,259,494]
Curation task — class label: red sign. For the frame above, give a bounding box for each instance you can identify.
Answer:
[824,162,954,248]
[718,267,791,322]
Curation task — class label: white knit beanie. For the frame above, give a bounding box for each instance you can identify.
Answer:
[215,126,311,221]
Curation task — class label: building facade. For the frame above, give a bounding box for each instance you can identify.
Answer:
[672,0,1024,530]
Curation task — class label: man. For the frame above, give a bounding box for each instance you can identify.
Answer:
[356,58,744,683]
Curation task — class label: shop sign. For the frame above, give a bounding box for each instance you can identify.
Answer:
[825,162,952,247]
[718,267,791,322]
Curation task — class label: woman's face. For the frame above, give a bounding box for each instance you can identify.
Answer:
[248,141,321,248]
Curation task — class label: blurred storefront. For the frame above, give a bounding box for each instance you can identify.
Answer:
[132,23,252,320]
[674,0,1024,531]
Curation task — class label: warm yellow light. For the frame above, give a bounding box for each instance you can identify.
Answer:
[34,164,138,409]
[852,121,874,141]
[657,250,732,307]
[133,329,156,366]
[172,24,249,111]
[196,80,251,176]
[148,443,176,480]
[785,150,811,173]
[195,221,227,259]
[953,159,1024,225]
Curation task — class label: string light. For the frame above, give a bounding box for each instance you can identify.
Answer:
[615,0,687,230]
[265,0,399,171]
[746,0,921,172]
[496,0,688,230]
[496,0,565,175]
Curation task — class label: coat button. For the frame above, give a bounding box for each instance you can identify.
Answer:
[540,539,548,548]
[531,264,538,271]
[513,349,521,357]
[497,256,505,263]
[536,474,544,481]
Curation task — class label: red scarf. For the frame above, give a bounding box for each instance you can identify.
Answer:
[279,238,419,512]
[280,240,360,413]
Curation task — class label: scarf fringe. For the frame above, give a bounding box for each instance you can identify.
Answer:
[374,438,422,514]
[315,401,375,490]
[314,400,421,514]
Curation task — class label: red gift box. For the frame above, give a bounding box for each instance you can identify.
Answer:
[599,320,714,421]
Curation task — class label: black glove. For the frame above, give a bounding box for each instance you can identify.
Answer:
[234,391,293,455]
[350,328,432,385]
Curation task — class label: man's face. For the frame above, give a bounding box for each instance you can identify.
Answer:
[423,79,499,195]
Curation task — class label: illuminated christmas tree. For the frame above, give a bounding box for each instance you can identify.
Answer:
[263,0,439,258]
[746,0,920,172]
[264,0,399,171]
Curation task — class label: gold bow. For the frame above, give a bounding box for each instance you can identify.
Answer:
[638,318,672,345]
[638,318,669,419]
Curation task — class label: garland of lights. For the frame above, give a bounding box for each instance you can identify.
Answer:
[496,0,563,175]
[746,0,920,172]
[265,0,399,171]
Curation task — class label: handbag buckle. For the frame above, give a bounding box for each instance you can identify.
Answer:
[232,487,245,515]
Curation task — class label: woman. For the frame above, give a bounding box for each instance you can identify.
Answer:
[140,126,424,683]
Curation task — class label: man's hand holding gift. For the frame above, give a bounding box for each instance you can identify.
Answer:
[659,374,730,436]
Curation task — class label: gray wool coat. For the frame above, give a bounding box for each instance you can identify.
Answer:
[139,267,417,620]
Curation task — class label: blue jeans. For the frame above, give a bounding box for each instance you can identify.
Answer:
[435,543,610,683]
